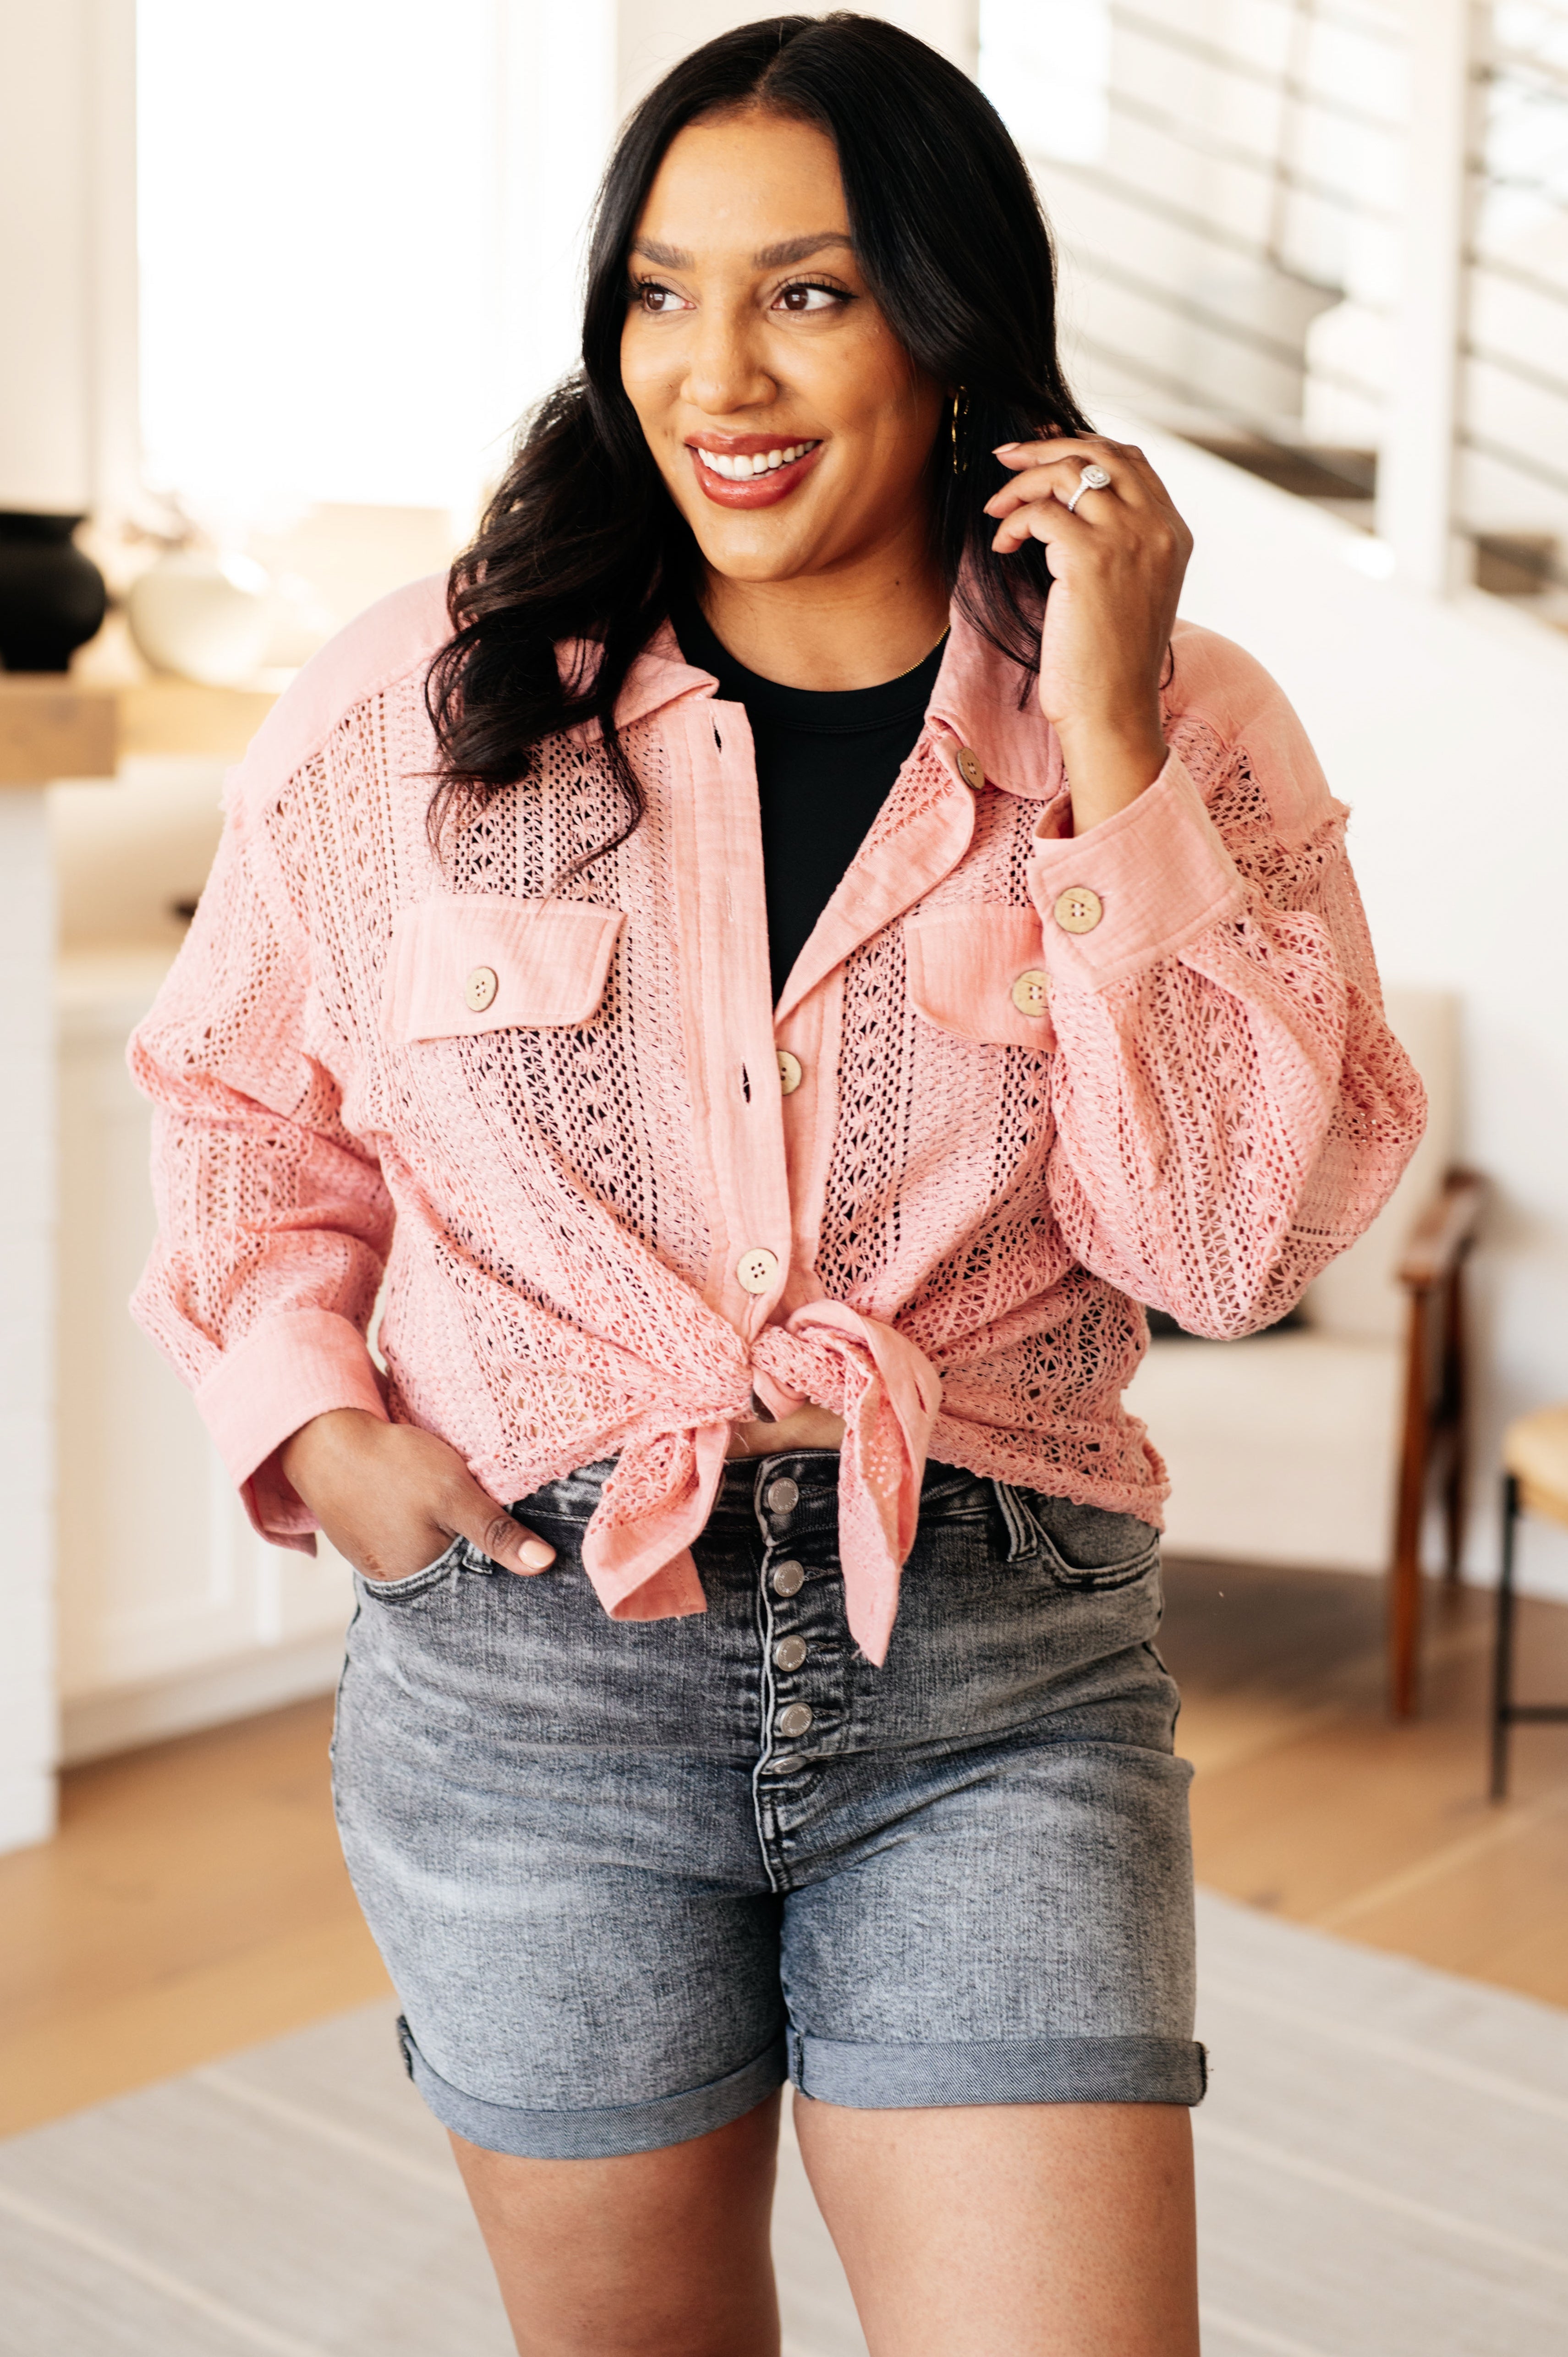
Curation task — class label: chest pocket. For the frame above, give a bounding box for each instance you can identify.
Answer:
[379,895,625,1045]
[904,908,1057,1051]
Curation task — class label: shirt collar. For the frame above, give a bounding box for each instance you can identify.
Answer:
[925,598,1064,803]
[565,600,1065,805]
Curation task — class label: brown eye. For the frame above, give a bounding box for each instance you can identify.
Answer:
[773,282,842,315]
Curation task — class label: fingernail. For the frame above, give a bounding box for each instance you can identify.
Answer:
[993,442,1021,454]
[521,1538,555,1569]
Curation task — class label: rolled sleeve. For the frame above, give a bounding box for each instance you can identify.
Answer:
[195,1308,389,1547]
[1028,751,1246,992]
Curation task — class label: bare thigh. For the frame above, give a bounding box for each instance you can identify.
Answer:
[795,2096,1200,2357]
[449,2090,783,2357]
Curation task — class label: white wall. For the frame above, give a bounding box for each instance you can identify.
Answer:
[614,0,978,116]
[0,0,138,516]
[1128,418,1568,1598]
[138,0,522,525]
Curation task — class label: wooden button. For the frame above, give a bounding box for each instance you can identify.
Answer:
[777,1049,803,1095]
[955,744,985,791]
[464,965,499,1012]
[1053,885,1102,935]
[1010,969,1050,1018]
[736,1246,781,1294]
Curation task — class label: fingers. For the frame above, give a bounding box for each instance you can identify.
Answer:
[994,433,1159,483]
[988,495,1088,556]
[987,459,1147,529]
[991,435,1177,518]
[984,437,1190,562]
[443,1470,556,1577]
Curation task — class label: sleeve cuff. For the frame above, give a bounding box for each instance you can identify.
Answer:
[194,1308,389,1545]
[1027,750,1246,991]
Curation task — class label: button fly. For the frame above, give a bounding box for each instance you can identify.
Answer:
[772,1560,805,1596]
[736,1246,780,1294]
[765,1476,799,1515]
[777,1702,814,1739]
[774,1634,807,1672]
[464,965,499,1012]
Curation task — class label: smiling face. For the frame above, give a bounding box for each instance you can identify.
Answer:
[619,108,946,590]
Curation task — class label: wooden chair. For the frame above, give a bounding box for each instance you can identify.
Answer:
[1490,1405,1568,1798]
[1388,1169,1487,1717]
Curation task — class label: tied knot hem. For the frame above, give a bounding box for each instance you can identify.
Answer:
[579,1305,943,1663]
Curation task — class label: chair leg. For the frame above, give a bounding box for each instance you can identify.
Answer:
[1490,1473,1520,1803]
[1442,1265,1469,1583]
[1390,1289,1431,1719]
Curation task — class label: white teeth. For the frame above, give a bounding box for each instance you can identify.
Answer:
[696,442,817,480]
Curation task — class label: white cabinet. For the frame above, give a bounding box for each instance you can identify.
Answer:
[55,954,354,1763]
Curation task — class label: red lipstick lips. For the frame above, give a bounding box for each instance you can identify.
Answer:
[686,435,825,509]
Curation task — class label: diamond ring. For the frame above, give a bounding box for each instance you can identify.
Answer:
[1066,462,1113,514]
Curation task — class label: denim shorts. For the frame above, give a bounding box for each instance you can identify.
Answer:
[331,1451,1203,2160]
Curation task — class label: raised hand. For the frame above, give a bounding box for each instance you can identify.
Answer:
[984,434,1192,835]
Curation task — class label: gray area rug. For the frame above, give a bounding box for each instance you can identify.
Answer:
[3,1891,1566,2355]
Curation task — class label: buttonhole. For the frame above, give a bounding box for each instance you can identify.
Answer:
[713,724,723,750]
[740,1065,751,1102]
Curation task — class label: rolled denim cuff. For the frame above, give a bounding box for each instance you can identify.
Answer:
[398,2017,788,2159]
[789,2029,1207,2108]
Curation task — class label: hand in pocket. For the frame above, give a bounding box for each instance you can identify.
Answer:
[278,1409,556,1583]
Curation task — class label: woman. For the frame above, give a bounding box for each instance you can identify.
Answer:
[132,16,1423,2354]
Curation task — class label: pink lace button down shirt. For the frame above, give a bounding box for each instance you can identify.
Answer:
[130,579,1425,1662]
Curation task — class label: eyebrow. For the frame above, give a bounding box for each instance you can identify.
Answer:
[630,231,854,269]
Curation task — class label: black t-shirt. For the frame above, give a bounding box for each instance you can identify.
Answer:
[673,598,947,1004]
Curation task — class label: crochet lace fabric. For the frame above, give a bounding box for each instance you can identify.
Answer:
[132,603,1425,1652]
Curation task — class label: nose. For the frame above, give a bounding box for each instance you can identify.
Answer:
[682,301,775,418]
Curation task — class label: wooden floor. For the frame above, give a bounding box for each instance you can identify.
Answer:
[1163,1558,1568,1999]
[4,1557,1568,2138]
[0,1697,391,2138]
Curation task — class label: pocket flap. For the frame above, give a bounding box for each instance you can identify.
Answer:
[380,896,625,1044]
[905,908,1057,1049]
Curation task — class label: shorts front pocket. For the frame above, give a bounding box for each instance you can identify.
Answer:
[354,1535,478,1605]
[1000,1487,1160,1590]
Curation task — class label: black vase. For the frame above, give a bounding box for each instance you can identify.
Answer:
[0,512,108,672]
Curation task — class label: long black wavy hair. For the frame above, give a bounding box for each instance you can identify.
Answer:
[427,11,1091,862]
